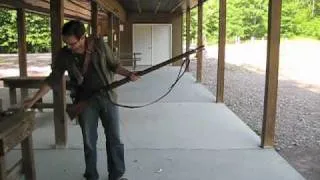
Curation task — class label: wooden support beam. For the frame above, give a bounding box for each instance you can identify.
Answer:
[196,0,203,82]
[50,0,67,148]
[17,8,29,101]
[186,7,191,72]
[108,12,114,51]
[216,0,226,103]
[21,136,36,180]
[91,1,98,37]
[96,0,126,22]
[261,0,282,148]
[114,17,120,58]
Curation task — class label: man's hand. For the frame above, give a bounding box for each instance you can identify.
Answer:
[129,72,140,81]
[22,98,36,109]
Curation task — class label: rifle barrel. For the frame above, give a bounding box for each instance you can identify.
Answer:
[109,46,204,90]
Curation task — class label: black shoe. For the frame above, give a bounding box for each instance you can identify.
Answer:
[108,174,128,180]
[83,173,99,180]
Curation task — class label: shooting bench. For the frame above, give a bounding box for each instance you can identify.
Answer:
[0,76,70,110]
[1,76,47,109]
[0,111,36,180]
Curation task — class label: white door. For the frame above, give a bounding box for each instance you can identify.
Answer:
[152,24,171,65]
[133,24,172,66]
[133,24,152,65]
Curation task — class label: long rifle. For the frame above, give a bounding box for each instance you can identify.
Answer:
[66,46,204,120]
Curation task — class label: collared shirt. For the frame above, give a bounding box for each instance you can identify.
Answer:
[44,37,119,101]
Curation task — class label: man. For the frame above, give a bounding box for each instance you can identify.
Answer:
[23,20,138,180]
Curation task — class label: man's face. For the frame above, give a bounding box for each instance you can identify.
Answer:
[63,35,85,53]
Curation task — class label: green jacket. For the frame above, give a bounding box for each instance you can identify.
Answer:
[44,37,119,101]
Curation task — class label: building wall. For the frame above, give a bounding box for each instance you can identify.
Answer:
[120,13,183,66]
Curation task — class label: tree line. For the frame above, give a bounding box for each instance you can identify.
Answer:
[0,0,319,53]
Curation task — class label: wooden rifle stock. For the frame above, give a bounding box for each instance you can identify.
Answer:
[66,46,204,120]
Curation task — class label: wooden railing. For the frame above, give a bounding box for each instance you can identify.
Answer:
[119,52,141,71]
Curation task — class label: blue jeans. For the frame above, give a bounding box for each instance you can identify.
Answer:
[78,94,125,180]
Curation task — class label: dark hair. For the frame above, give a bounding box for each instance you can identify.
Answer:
[62,20,85,39]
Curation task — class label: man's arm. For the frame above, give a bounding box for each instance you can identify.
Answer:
[23,49,67,109]
[23,83,51,109]
[115,66,140,81]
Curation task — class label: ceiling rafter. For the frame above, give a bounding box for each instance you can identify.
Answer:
[170,0,184,13]
[154,0,161,14]
[135,0,142,13]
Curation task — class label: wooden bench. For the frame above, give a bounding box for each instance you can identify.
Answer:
[1,76,46,107]
[0,111,36,180]
[0,76,70,110]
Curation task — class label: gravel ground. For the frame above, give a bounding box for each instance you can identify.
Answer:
[189,55,320,180]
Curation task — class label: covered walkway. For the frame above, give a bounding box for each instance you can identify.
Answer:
[2,67,304,180]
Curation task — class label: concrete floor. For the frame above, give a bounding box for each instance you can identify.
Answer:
[1,67,304,180]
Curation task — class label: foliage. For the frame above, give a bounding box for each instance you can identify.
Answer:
[26,13,51,53]
[0,9,18,53]
[184,0,320,44]
[1,0,320,53]
[0,8,51,53]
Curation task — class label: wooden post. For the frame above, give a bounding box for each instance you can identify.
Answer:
[91,0,98,37]
[113,17,120,58]
[17,8,28,101]
[261,0,282,148]
[107,12,114,51]
[186,7,191,72]
[21,136,36,180]
[50,0,67,148]
[216,0,226,103]
[196,0,203,82]
[117,18,121,58]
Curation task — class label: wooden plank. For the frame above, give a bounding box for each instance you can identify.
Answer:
[50,0,67,148]
[21,136,36,180]
[27,0,90,21]
[1,76,71,91]
[0,0,91,21]
[6,159,23,180]
[185,7,191,71]
[216,0,226,103]
[1,76,45,89]
[0,0,49,15]
[91,0,98,37]
[196,0,203,82]
[0,112,35,153]
[96,0,126,22]
[0,111,35,180]
[17,8,29,101]
[261,0,282,148]
[0,112,33,138]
